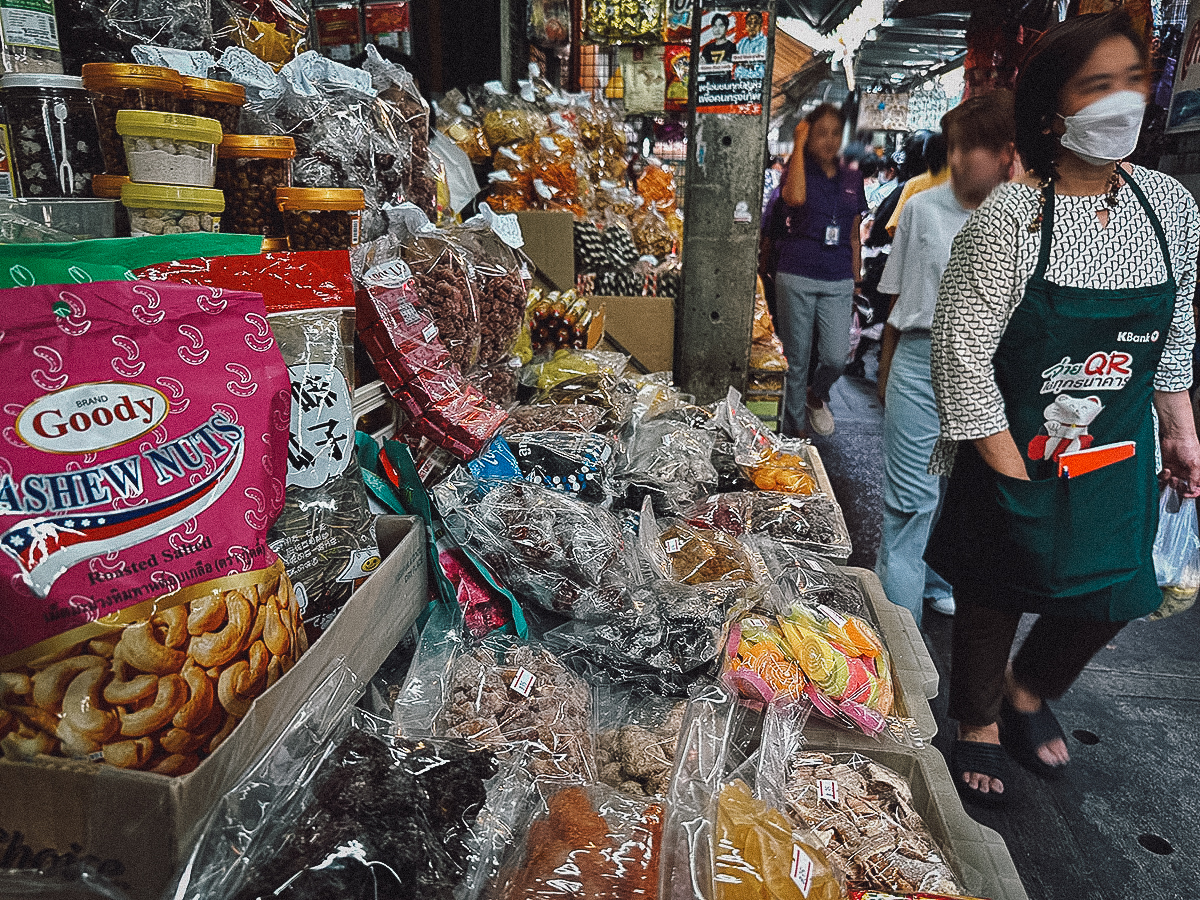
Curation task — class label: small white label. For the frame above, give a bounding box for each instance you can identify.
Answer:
[510,667,536,697]
[0,4,60,52]
[87,750,105,762]
[350,213,361,246]
[422,322,439,343]
[817,779,840,803]
[790,845,814,896]
[817,604,848,628]
[804,558,826,573]
[365,259,414,288]
[744,617,768,628]
[663,537,685,554]
[733,200,752,224]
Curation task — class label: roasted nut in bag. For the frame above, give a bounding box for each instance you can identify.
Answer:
[495,784,662,898]
[686,491,852,561]
[0,279,297,773]
[133,251,381,630]
[501,403,606,436]
[617,419,718,514]
[596,695,686,795]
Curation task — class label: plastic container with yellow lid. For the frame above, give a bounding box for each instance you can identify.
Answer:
[277,187,365,250]
[115,111,223,187]
[81,64,184,176]
[216,135,295,237]
[121,183,224,236]
[179,76,246,135]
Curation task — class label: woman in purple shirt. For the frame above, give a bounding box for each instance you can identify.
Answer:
[766,103,865,437]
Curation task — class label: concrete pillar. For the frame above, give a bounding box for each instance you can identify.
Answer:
[675,0,776,404]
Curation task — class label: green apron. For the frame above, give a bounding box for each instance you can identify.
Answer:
[926,169,1175,622]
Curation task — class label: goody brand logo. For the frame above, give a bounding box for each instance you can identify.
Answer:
[15,382,168,455]
[1040,351,1133,395]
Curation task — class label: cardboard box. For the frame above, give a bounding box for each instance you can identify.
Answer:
[515,210,575,292]
[0,516,427,900]
[586,295,674,374]
[792,744,1029,900]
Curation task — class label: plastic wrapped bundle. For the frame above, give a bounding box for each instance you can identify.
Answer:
[746,537,869,620]
[686,492,851,561]
[617,419,719,515]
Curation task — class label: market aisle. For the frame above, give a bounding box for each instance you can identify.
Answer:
[820,366,1200,900]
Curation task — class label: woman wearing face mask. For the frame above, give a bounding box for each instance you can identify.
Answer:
[765,103,865,437]
[925,10,1200,807]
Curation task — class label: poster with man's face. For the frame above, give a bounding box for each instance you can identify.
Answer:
[695,8,769,114]
[1168,2,1200,132]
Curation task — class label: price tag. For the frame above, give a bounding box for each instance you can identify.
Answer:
[510,667,536,697]
[817,779,841,803]
[824,224,840,246]
[663,537,685,554]
[804,558,826,573]
[422,322,439,343]
[743,617,768,629]
[790,844,815,896]
[817,604,848,627]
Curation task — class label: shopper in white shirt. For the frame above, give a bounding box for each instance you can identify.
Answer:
[874,90,1016,626]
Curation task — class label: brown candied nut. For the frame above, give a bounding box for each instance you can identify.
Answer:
[104,659,158,706]
[102,737,154,769]
[119,674,188,737]
[189,590,253,668]
[31,655,108,712]
[116,621,186,675]
[151,753,199,776]
[159,726,207,755]
[158,605,189,649]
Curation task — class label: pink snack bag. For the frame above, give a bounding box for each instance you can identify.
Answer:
[0,280,301,776]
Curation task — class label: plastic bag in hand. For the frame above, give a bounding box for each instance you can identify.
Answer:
[1150,485,1200,620]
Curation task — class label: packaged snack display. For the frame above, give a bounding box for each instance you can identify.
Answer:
[278,186,365,250]
[81,63,184,175]
[177,76,244,134]
[653,520,763,587]
[745,448,817,495]
[780,751,962,895]
[596,696,686,795]
[401,633,596,782]
[121,182,223,235]
[132,250,381,632]
[115,111,222,187]
[1,75,104,198]
[714,779,843,900]
[584,0,667,45]
[0,278,296,773]
[216,135,295,236]
[527,0,571,45]
[494,784,663,898]
[436,478,631,619]
[362,44,437,218]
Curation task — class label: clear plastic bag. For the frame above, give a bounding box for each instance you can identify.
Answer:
[501,403,607,435]
[764,715,962,896]
[505,431,619,501]
[533,367,637,435]
[398,629,597,783]
[745,537,869,620]
[685,491,852,561]
[0,867,130,900]
[584,0,667,44]
[492,783,663,898]
[596,692,687,795]
[103,0,213,51]
[363,44,438,219]
[1150,485,1200,620]
[544,580,756,696]
[617,419,719,515]
[434,477,633,619]
[527,0,572,46]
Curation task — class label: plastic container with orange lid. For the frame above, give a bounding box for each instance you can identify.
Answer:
[216,135,295,236]
[81,64,185,176]
[178,76,245,135]
[277,187,365,250]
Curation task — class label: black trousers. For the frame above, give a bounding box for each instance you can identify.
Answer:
[948,592,1126,728]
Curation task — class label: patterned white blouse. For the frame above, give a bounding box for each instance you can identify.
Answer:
[929,165,1199,476]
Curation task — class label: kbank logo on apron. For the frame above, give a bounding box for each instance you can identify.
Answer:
[1040,351,1133,394]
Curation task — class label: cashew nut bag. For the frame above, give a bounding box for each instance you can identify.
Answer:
[0,278,302,777]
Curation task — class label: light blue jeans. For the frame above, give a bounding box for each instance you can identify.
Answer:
[774,272,854,434]
[875,333,953,626]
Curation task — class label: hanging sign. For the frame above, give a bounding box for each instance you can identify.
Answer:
[695,8,769,115]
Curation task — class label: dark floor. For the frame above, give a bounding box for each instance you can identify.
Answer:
[813,350,1200,900]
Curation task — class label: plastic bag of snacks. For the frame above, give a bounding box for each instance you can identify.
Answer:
[747,537,870,620]
[757,709,963,896]
[686,491,852,561]
[493,784,663,898]
[527,0,572,45]
[504,431,618,502]
[0,278,298,774]
[170,677,535,900]
[363,45,438,219]
[641,500,766,589]
[502,403,606,436]
[584,0,667,44]
[545,579,756,697]
[397,628,597,782]
[435,477,633,620]
[595,692,686,795]
[617,419,719,515]
[132,251,380,632]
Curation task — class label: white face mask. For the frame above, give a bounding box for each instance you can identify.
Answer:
[1058,90,1146,166]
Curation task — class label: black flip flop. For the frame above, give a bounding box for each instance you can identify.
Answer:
[999,696,1069,780]
[949,739,1011,808]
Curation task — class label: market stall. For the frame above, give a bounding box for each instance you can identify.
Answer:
[0,3,1035,900]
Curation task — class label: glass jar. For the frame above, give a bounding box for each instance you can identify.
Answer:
[1,74,104,198]
[81,63,184,176]
[121,182,223,236]
[277,186,364,250]
[115,110,222,187]
[178,76,245,135]
[216,134,294,236]
[92,172,131,235]
[0,0,63,75]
